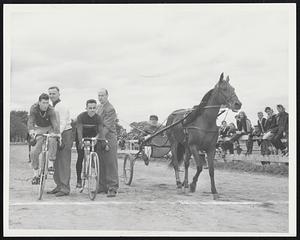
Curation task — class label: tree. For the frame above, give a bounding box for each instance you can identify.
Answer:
[10,110,28,142]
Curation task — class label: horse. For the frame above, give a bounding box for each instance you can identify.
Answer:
[166,72,242,199]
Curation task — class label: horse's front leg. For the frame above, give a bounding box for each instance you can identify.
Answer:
[189,144,203,193]
[183,147,191,193]
[207,147,218,199]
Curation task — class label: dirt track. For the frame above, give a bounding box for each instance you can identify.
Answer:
[8,145,288,233]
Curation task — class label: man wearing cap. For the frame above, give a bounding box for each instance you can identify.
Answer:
[141,115,160,166]
[96,88,119,197]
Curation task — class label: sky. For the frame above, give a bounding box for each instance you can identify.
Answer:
[7,4,293,130]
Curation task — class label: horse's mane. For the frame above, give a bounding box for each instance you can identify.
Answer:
[183,88,214,125]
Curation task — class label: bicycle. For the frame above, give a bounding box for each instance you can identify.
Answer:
[79,137,101,200]
[32,133,61,200]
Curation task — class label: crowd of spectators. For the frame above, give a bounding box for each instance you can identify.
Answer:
[217,104,289,158]
[117,105,289,160]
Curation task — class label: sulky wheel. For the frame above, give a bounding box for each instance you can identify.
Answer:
[123,154,135,185]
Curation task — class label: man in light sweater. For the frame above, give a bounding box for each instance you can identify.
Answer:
[47,86,73,197]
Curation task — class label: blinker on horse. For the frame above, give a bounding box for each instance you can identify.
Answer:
[166,72,242,199]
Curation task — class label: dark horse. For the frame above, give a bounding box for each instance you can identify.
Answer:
[166,73,242,199]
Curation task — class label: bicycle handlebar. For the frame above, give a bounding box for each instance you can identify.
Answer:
[82,137,107,142]
[33,133,61,140]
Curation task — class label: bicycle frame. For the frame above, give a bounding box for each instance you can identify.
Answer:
[80,137,100,200]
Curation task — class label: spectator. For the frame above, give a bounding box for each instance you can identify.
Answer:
[229,111,253,154]
[261,107,277,156]
[218,121,234,156]
[227,122,242,154]
[257,112,267,134]
[250,125,263,146]
[270,104,288,156]
[219,120,230,138]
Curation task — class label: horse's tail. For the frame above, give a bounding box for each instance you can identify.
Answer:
[168,143,185,168]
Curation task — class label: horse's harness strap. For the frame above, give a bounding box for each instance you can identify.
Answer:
[184,126,219,133]
[203,105,221,109]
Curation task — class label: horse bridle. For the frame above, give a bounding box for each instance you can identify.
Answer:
[184,83,236,133]
[213,83,237,110]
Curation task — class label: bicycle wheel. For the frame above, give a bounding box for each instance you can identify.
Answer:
[123,154,134,185]
[38,151,48,200]
[87,152,99,200]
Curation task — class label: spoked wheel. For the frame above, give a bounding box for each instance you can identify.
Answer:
[123,154,135,185]
[38,152,48,200]
[87,152,99,200]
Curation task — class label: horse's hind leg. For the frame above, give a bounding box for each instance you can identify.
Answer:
[183,148,191,192]
[171,145,182,190]
[207,148,218,199]
[189,145,203,193]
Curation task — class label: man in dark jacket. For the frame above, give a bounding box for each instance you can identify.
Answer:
[261,107,277,156]
[270,104,288,156]
[96,89,119,197]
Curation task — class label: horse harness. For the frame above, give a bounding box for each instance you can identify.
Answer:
[182,105,221,145]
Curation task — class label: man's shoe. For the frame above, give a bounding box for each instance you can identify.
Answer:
[47,187,60,194]
[55,191,69,197]
[97,189,108,194]
[107,189,117,197]
[31,176,40,185]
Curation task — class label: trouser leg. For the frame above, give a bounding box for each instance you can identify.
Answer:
[97,144,107,192]
[98,134,119,191]
[76,141,85,182]
[227,142,234,154]
[230,133,242,143]
[48,136,58,161]
[271,136,285,150]
[30,136,43,170]
[54,130,73,194]
[246,135,253,154]
[105,141,119,191]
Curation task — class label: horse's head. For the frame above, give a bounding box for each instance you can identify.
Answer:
[214,73,242,112]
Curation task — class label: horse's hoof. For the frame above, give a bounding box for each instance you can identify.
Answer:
[189,183,196,193]
[176,187,183,194]
[213,193,219,200]
[183,186,189,194]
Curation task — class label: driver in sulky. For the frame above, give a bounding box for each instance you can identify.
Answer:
[140,115,160,166]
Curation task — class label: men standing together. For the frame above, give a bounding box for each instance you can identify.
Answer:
[28,87,119,198]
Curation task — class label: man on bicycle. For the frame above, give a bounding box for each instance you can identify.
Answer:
[27,93,60,184]
[75,99,107,189]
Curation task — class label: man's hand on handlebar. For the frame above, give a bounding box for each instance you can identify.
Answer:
[99,139,110,151]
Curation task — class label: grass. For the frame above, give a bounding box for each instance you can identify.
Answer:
[214,160,288,176]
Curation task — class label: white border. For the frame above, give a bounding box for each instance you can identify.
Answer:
[3,3,297,237]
